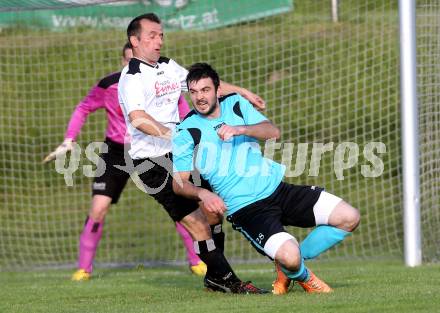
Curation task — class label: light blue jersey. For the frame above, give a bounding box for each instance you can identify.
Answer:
[172,93,285,216]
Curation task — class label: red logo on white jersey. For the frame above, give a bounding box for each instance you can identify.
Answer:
[155,81,180,97]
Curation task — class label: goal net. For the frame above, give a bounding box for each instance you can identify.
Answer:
[0,0,431,270]
[417,0,440,262]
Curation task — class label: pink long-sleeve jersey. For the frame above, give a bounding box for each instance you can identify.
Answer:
[64,72,191,144]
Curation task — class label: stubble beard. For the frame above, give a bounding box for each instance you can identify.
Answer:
[196,100,218,116]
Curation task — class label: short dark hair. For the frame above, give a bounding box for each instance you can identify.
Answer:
[122,42,131,57]
[186,63,220,91]
[126,13,161,47]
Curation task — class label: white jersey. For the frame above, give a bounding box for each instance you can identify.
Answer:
[118,57,188,159]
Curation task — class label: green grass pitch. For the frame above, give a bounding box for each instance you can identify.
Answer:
[1,260,439,313]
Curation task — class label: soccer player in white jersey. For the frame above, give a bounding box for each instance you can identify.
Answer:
[118,13,268,293]
[44,43,207,281]
[172,63,360,295]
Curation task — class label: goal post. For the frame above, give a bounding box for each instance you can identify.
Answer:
[399,0,422,267]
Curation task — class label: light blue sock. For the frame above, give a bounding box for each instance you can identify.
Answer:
[280,258,310,282]
[300,225,351,260]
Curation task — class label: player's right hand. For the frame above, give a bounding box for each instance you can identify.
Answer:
[217,124,244,141]
[198,189,226,215]
[42,139,73,163]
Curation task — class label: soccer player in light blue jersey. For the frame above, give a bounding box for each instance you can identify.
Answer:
[172,63,360,295]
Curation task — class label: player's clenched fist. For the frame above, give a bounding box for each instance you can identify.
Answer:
[217,124,245,141]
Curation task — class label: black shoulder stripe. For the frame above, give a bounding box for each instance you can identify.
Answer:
[182,109,197,121]
[158,56,170,64]
[187,128,201,146]
[232,101,243,119]
[218,93,237,103]
[127,58,142,75]
[97,72,121,89]
[199,177,213,191]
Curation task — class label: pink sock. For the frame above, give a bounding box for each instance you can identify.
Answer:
[175,222,201,266]
[78,216,104,273]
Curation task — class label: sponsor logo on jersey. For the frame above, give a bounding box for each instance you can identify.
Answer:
[155,80,180,97]
[213,122,225,131]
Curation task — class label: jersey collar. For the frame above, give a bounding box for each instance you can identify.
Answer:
[133,57,157,68]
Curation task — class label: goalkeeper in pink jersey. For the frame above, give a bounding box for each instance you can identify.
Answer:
[43,43,207,281]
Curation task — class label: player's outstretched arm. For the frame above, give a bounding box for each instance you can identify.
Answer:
[173,171,226,215]
[43,84,105,163]
[219,80,265,111]
[217,121,280,141]
[129,110,172,139]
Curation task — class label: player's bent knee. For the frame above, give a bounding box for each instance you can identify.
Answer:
[346,205,361,232]
[281,255,302,272]
[328,201,361,232]
[277,249,302,271]
[315,191,361,232]
[269,235,302,271]
[264,232,297,258]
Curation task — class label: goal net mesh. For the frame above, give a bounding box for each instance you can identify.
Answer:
[1,0,434,270]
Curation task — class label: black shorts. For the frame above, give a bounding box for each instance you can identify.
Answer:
[133,153,199,222]
[92,138,130,204]
[226,182,323,257]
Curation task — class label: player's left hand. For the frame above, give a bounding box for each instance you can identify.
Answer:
[240,89,266,111]
[217,125,244,141]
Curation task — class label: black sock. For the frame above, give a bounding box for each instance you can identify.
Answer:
[194,239,239,282]
[210,223,225,253]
